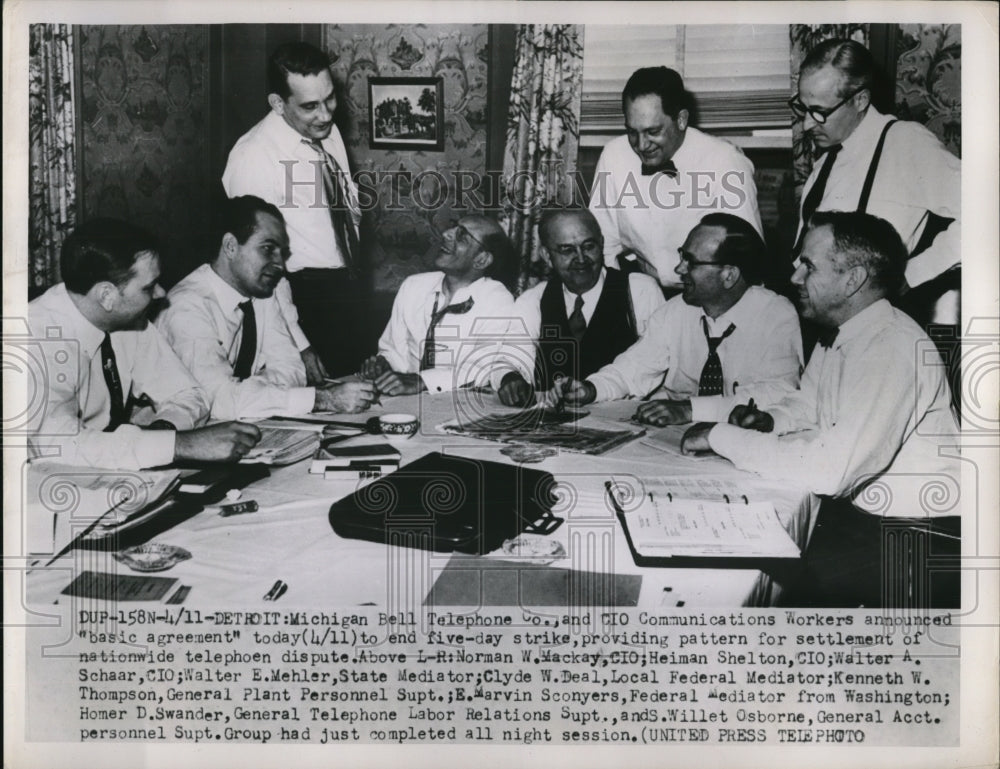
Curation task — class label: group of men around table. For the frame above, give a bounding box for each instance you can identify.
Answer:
[27,39,962,608]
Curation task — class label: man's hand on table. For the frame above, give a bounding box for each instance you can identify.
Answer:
[680,422,714,455]
[174,422,262,462]
[374,370,426,397]
[728,402,774,432]
[315,381,376,413]
[634,398,692,426]
[497,372,535,408]
[542,376,596,410]
[359,354,391,381]
[300,346,329,386]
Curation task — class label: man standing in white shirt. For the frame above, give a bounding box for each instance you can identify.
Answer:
[791,39,960,326]
[223,41,367,377]
[28,219,261,470]
[683,211,961,608]
[495,208,665,408]
[157,196,375,420]
[589,67,763,291]
[360,215,515,396]
[552,214,802,424]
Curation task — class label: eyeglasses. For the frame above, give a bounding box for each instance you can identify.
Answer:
[454,225,486,250]
[788,84,867,125]
[678,251,726,269]
[552,240,603,259]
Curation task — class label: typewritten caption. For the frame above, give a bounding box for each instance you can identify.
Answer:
[31,609,958,746]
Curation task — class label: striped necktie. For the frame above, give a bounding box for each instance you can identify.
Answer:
[303,138,360,277]
[420,294,475,370]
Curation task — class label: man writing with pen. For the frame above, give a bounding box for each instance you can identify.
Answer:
[548,213,802,423]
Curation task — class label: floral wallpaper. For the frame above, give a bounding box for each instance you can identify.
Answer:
[895,24,961,157]
[77,25,211,285]
[322,24,489,294]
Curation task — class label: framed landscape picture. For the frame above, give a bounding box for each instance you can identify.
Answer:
[368,76,445,151]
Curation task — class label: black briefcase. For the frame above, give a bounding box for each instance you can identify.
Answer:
[328,452,563,554]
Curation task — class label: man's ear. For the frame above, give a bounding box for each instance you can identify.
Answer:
[853,88,871,112]
[721,263,742,289]
[472,249,494,273]
[843,264,870,297]
[675,108,690,132]
[538,244,553,267]
[92,281,119,313]
[267,93,285,115]
[221,232,239,260]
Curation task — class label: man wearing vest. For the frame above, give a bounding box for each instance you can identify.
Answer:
[157,196,376,419]
[792,39,960,327]
[495,208,665,408]
[549,213,802,424]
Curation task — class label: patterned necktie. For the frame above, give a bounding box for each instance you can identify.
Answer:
[100,333,127,431]
[568,295,586,341]
[795,144,842,251]
[697,317,736,396]
[303,139,360,277]
[420,294,475,371]
[640,159,678,178]
[233,300,257,380]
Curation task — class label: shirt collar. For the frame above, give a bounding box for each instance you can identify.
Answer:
[263,109,320,157]
[840,106,891,157]
[561,267,607,309]
[670,127,696,169]
[432,272,487,305]
[49,283,107,358]
[204,264,251,315]
[833,297,894,349]
[701,284,757,332]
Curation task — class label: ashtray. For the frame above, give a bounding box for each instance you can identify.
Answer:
[113,544,192,572]
[501,534,566,564]
[500,445,558,463]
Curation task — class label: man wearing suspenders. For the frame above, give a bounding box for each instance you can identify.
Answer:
[791,39,961,329]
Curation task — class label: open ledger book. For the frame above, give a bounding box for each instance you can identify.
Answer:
[605,478,800,561]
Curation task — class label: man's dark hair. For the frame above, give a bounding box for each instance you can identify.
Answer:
[61,218,159,294]
[800,38,875,99]
[537,206,602,250]
[267,41,331,99]
[480,224,518,293]
[622,66,693,119]
[699,213,767,285]
[808,210,907,296]
[215,195,285,249]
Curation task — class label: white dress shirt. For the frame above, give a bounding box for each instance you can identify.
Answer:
[491,268,666,389]
[796,108,961,323]
[28,284,209,470]
[157,264,314,420]
[589,128,763,287]
[587,285,803,422]
[378,272,515,393]
[708,300,960,517]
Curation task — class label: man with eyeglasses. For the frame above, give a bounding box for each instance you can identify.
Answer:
[360,215,515,395]
[548,214,802,424]
[494,208,666,408]
[588,66,763,292]
[791,38,960,326]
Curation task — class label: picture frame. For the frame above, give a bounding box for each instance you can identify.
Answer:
[368,76,445,151]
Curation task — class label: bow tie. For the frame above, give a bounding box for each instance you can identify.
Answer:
[817,327,840,349]
[640,159,678,178]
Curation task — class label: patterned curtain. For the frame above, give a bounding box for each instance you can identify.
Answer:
[895,24,961,157]
[29,24,77,293]
[501,25,584,294]
[789,25,869,193]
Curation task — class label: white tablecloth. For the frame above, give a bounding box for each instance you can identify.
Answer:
[27,393,817,608]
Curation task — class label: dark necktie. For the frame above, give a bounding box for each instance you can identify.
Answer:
[420,294,475,371]
[303,139,360,277]
[796,144,842,251]
[568,295,586,341]
[640,158,678,178]
[100,333,127,431]
[233,300,257,380]
[697,317,736,396]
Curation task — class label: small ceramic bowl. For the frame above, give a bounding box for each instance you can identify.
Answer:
[378,413,419,441]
